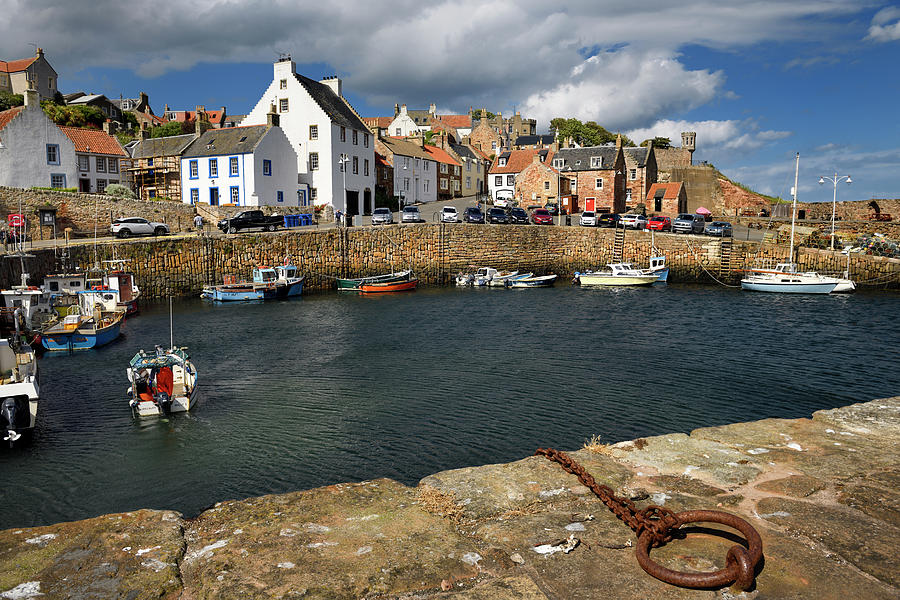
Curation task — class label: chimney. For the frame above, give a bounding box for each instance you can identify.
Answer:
[615,133,622,150]
[429,103,436,115]
[374,126,382,139]
[394,103,400,116]
[267,103,280,127]
[103,119,118,135]
[532,152,541,164]
[23,80,38,108]
[138,91,150,113]
[319,76,342,97]
[273,54,296,79]
[36,47,44,58]
[195,106,212,135]
[140,122,150,140]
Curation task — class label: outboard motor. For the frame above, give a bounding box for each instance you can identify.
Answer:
[155,392,172,415]
[1,395,28,443]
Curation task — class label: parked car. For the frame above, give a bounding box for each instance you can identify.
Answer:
[110,217,169,238]
[371,207,393,225]
[673,213,706,234]
[705,221,733,237]
[493,194,514,209]
[440,206,459,223]
[487,207,510,224]
[401,206,422,223]
[509,207,529,224]
[646,216,672,231]
[463,207,484,223]
[544,202,560,216]
[531,208,553,225]
[217,210,283,234]
[621,214,648,229]
[598,213,620,228]
[580,211,598,227]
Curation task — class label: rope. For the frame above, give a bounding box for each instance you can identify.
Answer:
[683,238,741,288]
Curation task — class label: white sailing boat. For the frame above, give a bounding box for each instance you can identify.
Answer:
[741,153,853,294]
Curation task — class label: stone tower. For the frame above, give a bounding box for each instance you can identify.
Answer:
[681,131,696,163]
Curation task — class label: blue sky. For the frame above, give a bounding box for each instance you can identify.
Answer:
[2,0,898,204]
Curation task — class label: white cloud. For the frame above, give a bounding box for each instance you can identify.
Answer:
[626,119,791,157]
[866,7,900,42]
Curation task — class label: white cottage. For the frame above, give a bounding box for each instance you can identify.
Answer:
[58,126,127,193]
[179,115,302,207]
[0,87,77,190]
[242,56,375,216]
[387,105,427,138]
[374,135,438,206]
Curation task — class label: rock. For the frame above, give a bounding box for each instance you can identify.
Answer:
[755,475,825,498]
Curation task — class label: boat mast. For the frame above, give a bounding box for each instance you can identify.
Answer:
[789,152,799,265]
[169,297,174,350]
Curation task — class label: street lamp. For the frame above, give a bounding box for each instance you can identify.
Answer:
[818,172,851,250]
[338,153,349,225]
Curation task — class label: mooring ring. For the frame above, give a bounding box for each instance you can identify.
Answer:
[634,509,763,591]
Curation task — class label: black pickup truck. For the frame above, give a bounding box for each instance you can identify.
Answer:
[218,210,283,234]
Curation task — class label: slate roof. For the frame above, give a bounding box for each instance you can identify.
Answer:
[450,143,477,161]
[378,136,433,161]
[515,134,555,147]
[554,147,619,172]
[128,134,197,159]
[182,125,270,159]
[422,144,459,166]
[490,148,555,174]
[58,126,126,156]
[293,74,369,131]
[624,146,650,168]
[67,94,107,105]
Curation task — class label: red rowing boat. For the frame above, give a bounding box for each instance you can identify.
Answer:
[359,278,418,293]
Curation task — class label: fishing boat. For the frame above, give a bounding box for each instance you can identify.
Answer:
[101,260,141,314]
[126,300,198,417]
[0,313,39,445]
[574,263,660,287]
[456,267,522,286]
[201,263,304,301]
[40,290,125,351]
[359,276,418,293]
[508,274,558,288]
[741,153,846,294]
[338,270,412,291]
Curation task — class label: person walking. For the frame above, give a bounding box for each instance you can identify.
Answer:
[193,213,204,235]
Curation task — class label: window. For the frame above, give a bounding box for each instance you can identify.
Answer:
[404,178,410,191]
[495,175,502,186]
[363,133,369,147]
[190,188,199,204]
[109,159,118,174]
[230,157,239,176]
[506,174,514,186]
[544,181,550,190]
[263,159,272,176]
[425,180,430,192]
[595,178,603,189]
[97,179,107,193]
[590,156,602,168]
[78,155,89,171]
[277,191,284,203]
[440,164,448,174]
[209,158,218,177]
[309,153,319,170]
[230,186,239,204]
[96,157,106,173]
[352,156,358,174]
[553,158,564,168]
[148,190,157,198]
[352,130,358,145]
[452,180,459,191]
[454,166,460,175]
[340,127,346,142]
[309,125,318,140]
[109,180,118,185]
[189,160,198,179]
[280,79,287,89]
[310,188,317,201]
[491,141,497,150]
[364,159,369,176]
[423,162,429,172]
[147,158,154,167]
[46,144,59,165]
[630,169,636,180]
[466,161,471,172]
[498,157,507,167]
[395,128,401,136]
[279,98,289,112]
[440,179,448,190]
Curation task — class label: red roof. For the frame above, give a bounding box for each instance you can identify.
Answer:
[422,145,460,166]
[58,126,126,156]
[434,115,471,129]
[0,106,25,134]
[170,110,225,125]
[364,117,393,129]
[490,148,556,174]
[646,182,683,199]
[375,152,391,167]
[0,57,37,73]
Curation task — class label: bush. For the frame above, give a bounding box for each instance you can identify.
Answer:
[104,183,135,198]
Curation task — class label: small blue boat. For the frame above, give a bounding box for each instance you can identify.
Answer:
[201,264,304,302]
[41,312,124,351]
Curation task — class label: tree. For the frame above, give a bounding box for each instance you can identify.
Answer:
[640,137,671,148]
[471,109,496,120]
[151,121,189,138]
[41,101,106,128]
[104,183,135,198]
[0,91,24,111]
[550,117,634,147]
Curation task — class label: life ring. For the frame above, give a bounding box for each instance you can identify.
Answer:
[91,285,109,291]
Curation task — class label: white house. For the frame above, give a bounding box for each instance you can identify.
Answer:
[242,56,375,216]
[387,105,427,137]
[374,135,437,206]
[179,115,303,207]
[58,126,127,193]
[0,86,77,190]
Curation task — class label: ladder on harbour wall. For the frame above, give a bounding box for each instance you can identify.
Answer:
[613,227,626,262]
[719,238,733,279]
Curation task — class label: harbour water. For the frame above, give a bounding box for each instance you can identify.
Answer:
[1,284,898,529]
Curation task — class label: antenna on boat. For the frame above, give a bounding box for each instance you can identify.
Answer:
[169,297,174,350]
[789,152,799,265]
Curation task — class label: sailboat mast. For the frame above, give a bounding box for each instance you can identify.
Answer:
[169,297,174,350]
[789,152,799,264]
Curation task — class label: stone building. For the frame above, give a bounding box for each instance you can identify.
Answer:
[654,132,696,182]
[59,126,127,194]
[554,144,626,213]
[0,48,58,101]
[622,144,657,206]
[466,118,502,157]
[645,182,687,215]
[515,151,571,208]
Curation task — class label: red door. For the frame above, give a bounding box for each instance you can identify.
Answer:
[585,197,595,212]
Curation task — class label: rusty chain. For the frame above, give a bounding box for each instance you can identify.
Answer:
[535,447,763,591]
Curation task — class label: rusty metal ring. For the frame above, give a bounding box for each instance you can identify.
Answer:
[634,509,763,591]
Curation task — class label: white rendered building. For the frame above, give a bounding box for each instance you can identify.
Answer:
[243,57,375,216]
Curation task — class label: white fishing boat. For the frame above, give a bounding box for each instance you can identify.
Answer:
[574,263,660,287]
[508,274,558,288]
[0,313,39,446]
[126,299,198,417]
[455,267,524,286]
[741,153,849,294]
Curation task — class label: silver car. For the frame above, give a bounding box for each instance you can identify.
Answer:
[371,207,393,225]
[401,206,421,223]
[440,206,459,223]
[109,217,169,238]
[673,213,705,234]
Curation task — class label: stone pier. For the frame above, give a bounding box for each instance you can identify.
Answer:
[1,397,897,598]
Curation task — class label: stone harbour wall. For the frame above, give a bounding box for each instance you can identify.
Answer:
[1,396,897,599]
[2,224,899,296]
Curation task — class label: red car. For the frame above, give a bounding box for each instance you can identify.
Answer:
[646,216,672,231]
[531,208,553,225]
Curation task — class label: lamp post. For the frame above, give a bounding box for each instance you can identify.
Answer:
[818,172,851,250]
[338,153,349,225]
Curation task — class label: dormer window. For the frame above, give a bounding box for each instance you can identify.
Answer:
[590,156,602,168]
[498,158,507,167]
[553,158,564,168]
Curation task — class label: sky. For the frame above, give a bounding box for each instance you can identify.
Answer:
[2,0,899,204]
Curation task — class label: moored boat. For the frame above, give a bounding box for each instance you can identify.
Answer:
[338,270,412,291]
[508,274,557,288]
[0,315,39,445]
[359,277,418,293]
[40,290,126,351]
[575,263,660,287]
[201,263,304,301]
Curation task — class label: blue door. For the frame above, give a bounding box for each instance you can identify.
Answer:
[210,188,219,206]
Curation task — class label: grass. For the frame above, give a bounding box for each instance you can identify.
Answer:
[416,485,466,523]
[583,434,609,454]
